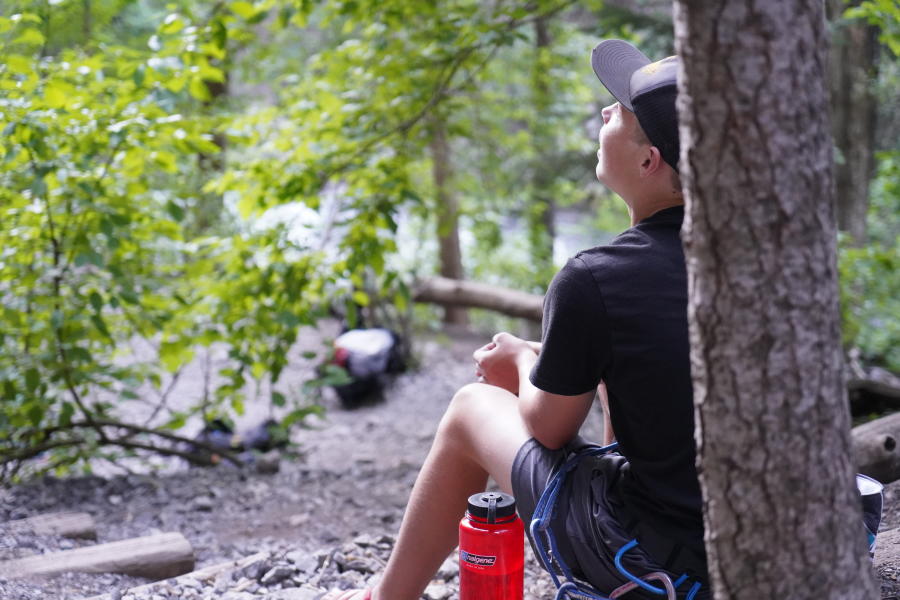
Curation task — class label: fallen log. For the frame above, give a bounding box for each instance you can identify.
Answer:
[0,532,194,580]
[81,551,268,600]
[413,276,543,322]
[5,512,96,540]
[852,412,900,483]
[849,368,900,402]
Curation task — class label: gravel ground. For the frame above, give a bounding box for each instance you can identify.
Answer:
[0,327,897,599]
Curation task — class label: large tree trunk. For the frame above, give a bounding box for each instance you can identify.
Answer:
[673,2,878,599]
[429,116,468,326]
[827,0,879,246]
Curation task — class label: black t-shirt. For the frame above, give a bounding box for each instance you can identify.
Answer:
[529,205,703,552]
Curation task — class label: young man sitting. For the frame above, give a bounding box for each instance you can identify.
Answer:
[324,39,709,600]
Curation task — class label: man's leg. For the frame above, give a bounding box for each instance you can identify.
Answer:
[326,382,531,600]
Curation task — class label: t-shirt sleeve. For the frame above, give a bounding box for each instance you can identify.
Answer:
[529,256,610,396]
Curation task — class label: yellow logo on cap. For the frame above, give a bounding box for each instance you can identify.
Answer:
[640,62,662,75]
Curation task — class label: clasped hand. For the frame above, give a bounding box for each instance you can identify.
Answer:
[472,332,540,396]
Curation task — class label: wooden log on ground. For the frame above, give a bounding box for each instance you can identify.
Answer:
[852,411,900,483]
[0,532,194,580]
[413,276,543,322]
[849,368,900,402]
[5,512,96,540]
[81,551,268,600]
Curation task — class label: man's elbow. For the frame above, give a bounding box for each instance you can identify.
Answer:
[528,424,577,451]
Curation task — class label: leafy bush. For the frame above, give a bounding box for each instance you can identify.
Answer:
[0,7,368,482]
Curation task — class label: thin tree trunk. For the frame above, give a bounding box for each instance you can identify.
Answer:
[673,1,878,598]
[82,0,91,42]
[827,0,879,246]
[528,16,556,283]
[429,117,468,326]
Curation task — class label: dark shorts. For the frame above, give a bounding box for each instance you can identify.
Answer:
[511,437,710,600]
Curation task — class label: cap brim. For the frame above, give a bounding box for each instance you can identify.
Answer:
[591,40,652,111]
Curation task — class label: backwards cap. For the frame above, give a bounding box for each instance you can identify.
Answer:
[591,40,680,171]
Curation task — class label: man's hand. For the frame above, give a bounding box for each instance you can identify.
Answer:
[472,332,539,396]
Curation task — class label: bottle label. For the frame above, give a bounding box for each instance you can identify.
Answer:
[460,550,497,567]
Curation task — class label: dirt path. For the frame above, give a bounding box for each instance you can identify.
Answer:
[0,328,896,599]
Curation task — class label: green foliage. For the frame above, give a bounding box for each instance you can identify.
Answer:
[0,3,333,481]
[4,0,892,483]
[846,0,900,56]
[838,152,900,372]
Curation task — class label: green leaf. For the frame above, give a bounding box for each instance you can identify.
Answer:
[13,28,45,46]
[160,13,184,35]
[230,1,257,19]
[166,200,184,221]
[68,347,93,363]
[89,292,103,312]
[25,368,40,393]
[188,78,211,102]
[352,290,370,306]
[75,251,104,268]
[26,403,44,427]
[160,340,194,372]
[59,402,74,427]
[44,83,69,109]
[91,315,112,339]
[272,391,286,407]
[162,413,187,430]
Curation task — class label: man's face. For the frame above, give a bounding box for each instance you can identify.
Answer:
[595,102,646,193]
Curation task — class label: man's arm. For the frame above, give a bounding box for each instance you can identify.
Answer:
[513,348,594,450]
[474,333,594,450]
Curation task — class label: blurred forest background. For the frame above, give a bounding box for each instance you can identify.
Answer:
[1,0,898,482]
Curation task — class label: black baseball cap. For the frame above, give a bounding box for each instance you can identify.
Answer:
[591,40,680,171]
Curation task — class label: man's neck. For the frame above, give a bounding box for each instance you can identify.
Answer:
[629,197,684,226]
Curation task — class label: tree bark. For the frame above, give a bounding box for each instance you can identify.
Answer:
[826,0,879,246]
[673,1,879,598]
[429,116,468,326]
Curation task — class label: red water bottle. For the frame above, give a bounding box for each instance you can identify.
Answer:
[459,492,524,600]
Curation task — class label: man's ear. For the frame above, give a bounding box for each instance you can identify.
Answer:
[639,146,664,178]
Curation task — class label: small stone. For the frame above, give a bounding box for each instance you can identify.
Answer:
[241,556,273,581]
[214,573,231,593]
[352,533,377,547]
[436,556,459,580]
[423,582,453,600]
[256,451,281,474]
[261,565,295,586]
[234,577,255,592]
[221,592,256,600]
[181,576,202,590]
[264,586,323,600]
[285,551,319,574]
[192,496,215,512]
[288,514,309,527]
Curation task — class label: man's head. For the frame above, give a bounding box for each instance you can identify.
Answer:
[590,40,682,216]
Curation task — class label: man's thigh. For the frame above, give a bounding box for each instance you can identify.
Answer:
[447,382,532,494]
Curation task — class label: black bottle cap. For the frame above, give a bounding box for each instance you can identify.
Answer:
[467,492,516,524]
